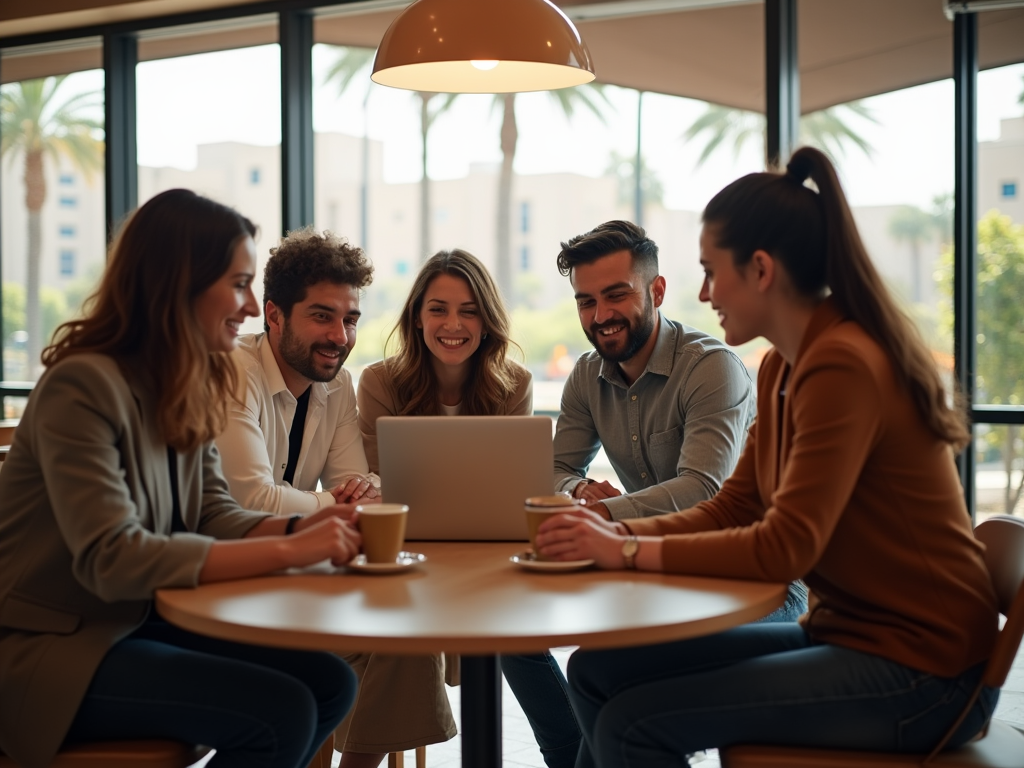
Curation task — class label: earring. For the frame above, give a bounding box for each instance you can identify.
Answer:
[482,332,488,339]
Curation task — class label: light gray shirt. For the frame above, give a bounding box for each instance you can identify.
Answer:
[553,314,755,520]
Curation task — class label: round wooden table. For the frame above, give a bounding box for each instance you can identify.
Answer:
[156,541,786,767]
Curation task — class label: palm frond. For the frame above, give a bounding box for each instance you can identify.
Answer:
[548,83,612,124]
[323,47,375,94]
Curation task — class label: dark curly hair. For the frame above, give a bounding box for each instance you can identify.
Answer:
[263,227,374,331]
[556,220,659,285]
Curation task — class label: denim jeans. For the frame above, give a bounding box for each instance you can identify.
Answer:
[500,652,583,768]
[567,623,998,768]
[499,581,806,768]
[759,581,808,623]
[65,619,357,768]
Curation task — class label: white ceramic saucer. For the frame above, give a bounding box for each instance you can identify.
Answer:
[510,551,595,573]
[347,551,427,574]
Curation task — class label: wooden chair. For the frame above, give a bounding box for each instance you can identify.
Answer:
[0,742,207,768]
[722,514,1024,768]
[388,746,427,767]
[0,732,332,768]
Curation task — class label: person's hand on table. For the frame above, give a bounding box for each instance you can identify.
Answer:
[330,475,380,504]
[574,479,622,503]
[535,508,630,569]
[287,516,362,566]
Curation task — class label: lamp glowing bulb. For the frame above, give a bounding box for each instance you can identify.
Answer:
[470,60,499,70]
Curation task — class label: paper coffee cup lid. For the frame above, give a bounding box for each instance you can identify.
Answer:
[525,495,580,508]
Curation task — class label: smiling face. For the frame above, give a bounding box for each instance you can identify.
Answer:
[194,235,260,353]
[698,225,762,346]
[268,281,361,386]
[571,249,663,365]
[416,273,484,372]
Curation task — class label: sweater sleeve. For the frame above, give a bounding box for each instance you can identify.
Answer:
[357,363,399,475]
[632,344,884,582]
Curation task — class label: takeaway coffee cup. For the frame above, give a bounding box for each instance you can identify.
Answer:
[524,495,582,561]
[356,504,408,563]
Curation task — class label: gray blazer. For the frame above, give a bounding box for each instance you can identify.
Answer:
[0,354,271,768]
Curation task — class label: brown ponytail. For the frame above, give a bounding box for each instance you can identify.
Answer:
[703,147,969,450]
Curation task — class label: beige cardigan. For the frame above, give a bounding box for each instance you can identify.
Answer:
[357,358,533,474]
[0,354,271,768]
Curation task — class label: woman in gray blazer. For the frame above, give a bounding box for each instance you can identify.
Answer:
[0,190,363,768]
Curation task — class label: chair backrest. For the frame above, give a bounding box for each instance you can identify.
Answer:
[974,515,1024,689]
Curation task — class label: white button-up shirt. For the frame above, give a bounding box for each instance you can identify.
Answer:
[216,333,378,514]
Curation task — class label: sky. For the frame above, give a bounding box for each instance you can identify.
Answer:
[33,44,1024,214]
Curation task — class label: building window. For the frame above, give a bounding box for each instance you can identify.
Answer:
[520,245,530,271]
[520,201,530,234]
[58,173,75,185]
[59,250,75,276]
[59,225,76,237]
[58,196,77,208]
[1001,181,1018,200]
[250,167,261,185]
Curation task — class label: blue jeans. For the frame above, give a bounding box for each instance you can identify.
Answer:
[501,652,583,768]
[567,623,998,768]
[65,619,357,768]
[500,582,807,768]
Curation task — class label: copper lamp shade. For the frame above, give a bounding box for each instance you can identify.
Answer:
[371,0,596,93]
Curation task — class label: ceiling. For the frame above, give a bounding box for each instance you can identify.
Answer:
[2,0,1023,112]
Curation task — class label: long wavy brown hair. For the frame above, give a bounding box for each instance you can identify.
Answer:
[703,146,969,450]
[384,249,522,415]
[43,189,257,452]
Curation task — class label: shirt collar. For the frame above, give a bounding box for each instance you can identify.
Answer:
[598,312,671,385]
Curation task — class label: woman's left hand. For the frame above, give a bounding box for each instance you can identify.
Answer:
[535,510,629,569]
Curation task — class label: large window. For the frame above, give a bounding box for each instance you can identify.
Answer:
[1,40,105,394]
[136,22,282,338]
[973,62,1024,521]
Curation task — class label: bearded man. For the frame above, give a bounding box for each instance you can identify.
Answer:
[553,219,756,521]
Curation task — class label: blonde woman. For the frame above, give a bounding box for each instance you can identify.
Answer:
[358,249,581,768]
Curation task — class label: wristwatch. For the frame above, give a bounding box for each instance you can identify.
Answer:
[622,535,639,569]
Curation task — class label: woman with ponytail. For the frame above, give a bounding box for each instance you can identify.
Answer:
[534,148,999,767]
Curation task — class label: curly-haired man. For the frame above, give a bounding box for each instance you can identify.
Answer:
[216,227,456,767]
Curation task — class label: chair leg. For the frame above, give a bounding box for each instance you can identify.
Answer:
[415,745,426,767]
[388,752,404,768]
[305,733,335,768]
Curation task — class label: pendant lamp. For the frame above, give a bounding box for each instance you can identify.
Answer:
[371,0,595,93]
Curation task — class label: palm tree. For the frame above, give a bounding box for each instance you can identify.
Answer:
[605,149,665,211]
[682,101,876,168]
[1,76,103,377]
[324,47,457,263]
[493,85,611,299]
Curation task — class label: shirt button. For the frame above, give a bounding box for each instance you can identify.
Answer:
[641,472,647,479]
[632,434,638,442]
[631,395,637,401]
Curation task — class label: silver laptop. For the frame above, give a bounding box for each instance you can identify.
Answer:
[377,415,554,541]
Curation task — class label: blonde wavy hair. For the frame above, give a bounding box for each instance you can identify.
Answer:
[43,189,256,452]
[385,249,522,415]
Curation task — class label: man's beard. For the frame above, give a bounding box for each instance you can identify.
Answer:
[584,294,656,364]
[278,321,348,382]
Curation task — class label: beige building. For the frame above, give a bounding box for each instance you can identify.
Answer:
[980,116,1024,224]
